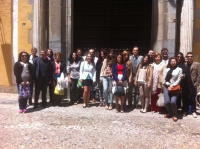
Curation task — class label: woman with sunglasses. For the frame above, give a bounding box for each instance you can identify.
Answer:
[14,52,33,113]
[176,52,187,116]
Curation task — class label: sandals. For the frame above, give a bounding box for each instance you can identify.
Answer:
[164,114,172,118]
[172,117,178,122]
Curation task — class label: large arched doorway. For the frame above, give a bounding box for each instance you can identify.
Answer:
[73,0,152,54]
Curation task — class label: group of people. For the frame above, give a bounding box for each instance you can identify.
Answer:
[14,47,200,122]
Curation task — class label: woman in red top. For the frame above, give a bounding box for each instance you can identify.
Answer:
[112,53,128,112]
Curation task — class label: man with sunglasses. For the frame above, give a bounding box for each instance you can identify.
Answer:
[184,52,200,118]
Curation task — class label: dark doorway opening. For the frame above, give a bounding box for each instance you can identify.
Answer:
[73,0,152,55]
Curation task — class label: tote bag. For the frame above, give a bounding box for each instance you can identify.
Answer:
[112,86,125,96]
[138,69,147,83]
[18,84,30,99]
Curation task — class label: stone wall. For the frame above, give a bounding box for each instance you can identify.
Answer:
[194,0,200,62]
[151,0,177,56]
[18,0,32,53]
[0,0,12,85]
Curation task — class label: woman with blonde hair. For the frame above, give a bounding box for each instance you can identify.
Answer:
[80,53,96,108]
[122,50,132,110]
[151,53,166,113]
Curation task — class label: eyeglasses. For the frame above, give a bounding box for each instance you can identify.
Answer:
[22,55,27,57]
[177,56,182,59]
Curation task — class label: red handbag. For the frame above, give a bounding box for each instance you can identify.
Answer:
[169,85,180,93]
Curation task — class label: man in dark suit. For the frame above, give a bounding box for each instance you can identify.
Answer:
[33,49,52,108]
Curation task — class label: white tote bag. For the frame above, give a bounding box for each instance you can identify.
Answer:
[137,68,147,83]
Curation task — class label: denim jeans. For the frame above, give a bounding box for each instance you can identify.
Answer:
[163,86,178,117]
[185,85,197,113]
[102,77,113,104]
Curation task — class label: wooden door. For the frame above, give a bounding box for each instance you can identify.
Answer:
[73,0,152,54]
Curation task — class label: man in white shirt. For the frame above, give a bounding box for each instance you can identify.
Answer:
[129,46,143,108]
[29,47,38,105]
[161,48,169,65]
[29,47,38,64]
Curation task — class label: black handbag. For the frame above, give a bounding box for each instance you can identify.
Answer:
[113,86,125,96]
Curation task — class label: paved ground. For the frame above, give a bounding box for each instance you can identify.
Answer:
[1,93,200,149]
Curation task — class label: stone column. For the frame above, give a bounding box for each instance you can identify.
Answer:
[151,0,177,57]
[32,0,39,50]
[49,0,61,52]
[61,0,72,99]
[12,0,18,84]
[32,0,48,51]
[180,0,194,56]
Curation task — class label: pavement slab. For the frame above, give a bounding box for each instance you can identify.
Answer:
[0,93,200,149]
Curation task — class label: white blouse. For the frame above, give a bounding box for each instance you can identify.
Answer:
[163,67,182,86]
[80,61,96,82]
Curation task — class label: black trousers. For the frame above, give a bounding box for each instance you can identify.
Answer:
[52,80,63,106]
[29,82,34,103]
[182,85,197,113]
[34,76,48,107]
[70,78,78,103]
[48,82,53,103]
[18,98,28,110]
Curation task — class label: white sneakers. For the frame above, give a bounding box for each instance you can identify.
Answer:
[192,112,197,118]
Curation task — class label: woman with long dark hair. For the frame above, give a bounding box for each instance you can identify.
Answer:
[96,49,107,105]
[112,53,127,112]
[80,53,96,108]
[67,52,81,105]
[47,49,54,104]
[122,50,132,110]
[163,57,182,121]
[175,52,187,116]
[134,54,153,113]
[14,51,33,113]
[100,49,115,109]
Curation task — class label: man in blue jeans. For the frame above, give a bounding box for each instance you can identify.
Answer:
[184,52,200,118]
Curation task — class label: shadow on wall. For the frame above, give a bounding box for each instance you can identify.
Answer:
[0,17,12,85]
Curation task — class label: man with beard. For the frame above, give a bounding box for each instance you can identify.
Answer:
[161,48,169,65]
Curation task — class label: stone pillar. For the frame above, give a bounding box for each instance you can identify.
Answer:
[32,0,39,50]
[61,0,72,99]
[32,0,48,51]
[151,0,177,57]
[12,0,18,84]
[180,0,194,56]
[49,0,61,52]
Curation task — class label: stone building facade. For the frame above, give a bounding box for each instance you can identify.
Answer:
[0,0,199,85]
